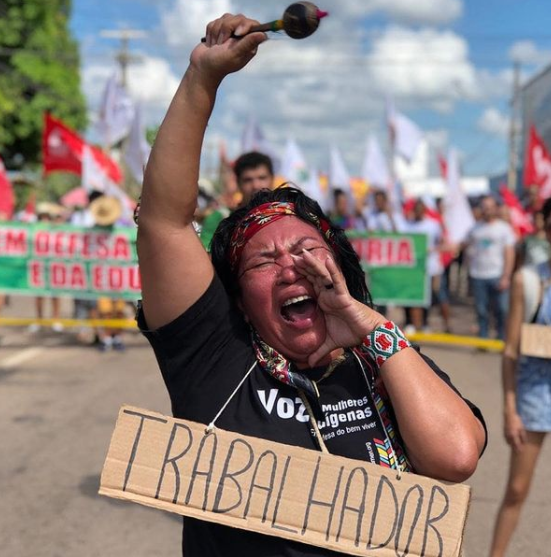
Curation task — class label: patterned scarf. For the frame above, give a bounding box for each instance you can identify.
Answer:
[251,328,412,472]
[228,201,335,273]
[251,328,320,399]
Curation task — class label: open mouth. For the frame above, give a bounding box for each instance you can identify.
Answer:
[281,295,318,323]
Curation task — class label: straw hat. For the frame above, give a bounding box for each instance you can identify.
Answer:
[89,196,122,226]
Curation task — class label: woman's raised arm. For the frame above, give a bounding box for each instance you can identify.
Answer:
[137,15,267,330]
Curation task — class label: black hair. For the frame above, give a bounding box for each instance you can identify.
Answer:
[542,197,551,222]
[210,186,373,307]
[332,188,346,201]
[479,194,498,205]
[88,190,104,204]
[233,151,274,181]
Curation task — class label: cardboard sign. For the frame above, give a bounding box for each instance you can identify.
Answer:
[520,323,551,358]
[100,406,471,557]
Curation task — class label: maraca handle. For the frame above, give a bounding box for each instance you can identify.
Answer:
[200,20,283,43]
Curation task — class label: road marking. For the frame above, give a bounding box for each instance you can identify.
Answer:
[0,347,44,369]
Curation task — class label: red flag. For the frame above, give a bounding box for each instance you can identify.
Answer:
[43,113,85,175]
[500,184,535,237]
[90,144,122,184]
[523,124,551,201]
[402,198,442,224]
[426,206,443,224]
[42,113,122,183]
[0,155,15,219]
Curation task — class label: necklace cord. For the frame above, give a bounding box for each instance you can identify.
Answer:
[205,351,405,479]
[352,351,404,479]
[299,390,329,453]
[205,359,258,434]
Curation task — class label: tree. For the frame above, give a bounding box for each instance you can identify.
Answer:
[0,0,87,168]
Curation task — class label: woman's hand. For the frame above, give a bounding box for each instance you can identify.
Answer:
[190,14,267,86]
[293,249,386,366]
[504,410,527,451]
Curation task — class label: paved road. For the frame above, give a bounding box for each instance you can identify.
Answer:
[1,298,550,556]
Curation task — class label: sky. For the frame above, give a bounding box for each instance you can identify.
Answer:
[71,0,551,181]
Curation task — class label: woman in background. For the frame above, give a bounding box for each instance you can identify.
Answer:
[489,198,551,556]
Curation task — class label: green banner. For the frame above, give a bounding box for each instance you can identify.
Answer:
[0,224,429,306]
[0,222,140,300]
[347,231,429,307]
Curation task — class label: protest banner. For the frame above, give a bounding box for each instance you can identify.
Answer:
[347,231,429,307]
[0,223,428,306]
[0,222,139,300]
[101,405,471,557]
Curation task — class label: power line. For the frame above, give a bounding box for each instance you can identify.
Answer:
[69,11,551,41]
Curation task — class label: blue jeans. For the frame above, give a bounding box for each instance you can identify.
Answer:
[471,277,509,339]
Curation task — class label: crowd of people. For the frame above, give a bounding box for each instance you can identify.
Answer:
[2,151,544,362]
[192,148,548,344]
[2,138,544,350]
[0,190,136,351]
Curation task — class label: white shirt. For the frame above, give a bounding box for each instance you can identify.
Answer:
[467,219,516,279]
[70,209,95,228]
[364,210,406,233]
[403,218,443,277]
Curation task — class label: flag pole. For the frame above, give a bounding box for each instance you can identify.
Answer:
[507,61,521,192]
[386,103,399,213]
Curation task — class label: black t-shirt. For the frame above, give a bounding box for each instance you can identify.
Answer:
[138,275,485,557]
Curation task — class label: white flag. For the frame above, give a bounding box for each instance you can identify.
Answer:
[124,105,151,184]
[280,138,309,186]
[328,144,351,190]
[361,134,390,188]
[82,146,135,223]
[103,182,136,224]
[82,146,114,194]
[96,72,135,147]
[303,167,330,212]
[394,139,429,182]
[387,99,423,163]
[241,116,264,153]
[240,116,280,171]
[329,144,355,213]
[444,148,475,244]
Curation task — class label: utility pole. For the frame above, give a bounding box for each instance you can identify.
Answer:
[507,61,521,191]
[100,29,147,87]
[98,29,148,199]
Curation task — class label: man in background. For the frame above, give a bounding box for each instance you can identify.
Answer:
[233,151,274,204]
[402,199,444,334]
[363,189,405,233]
[466,195,516,340]
[200,151,274,249]
[28,205,65,333]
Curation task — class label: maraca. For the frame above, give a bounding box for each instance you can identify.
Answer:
[201,2,328,43]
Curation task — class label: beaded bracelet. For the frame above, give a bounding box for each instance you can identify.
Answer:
[362,321,412,369]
